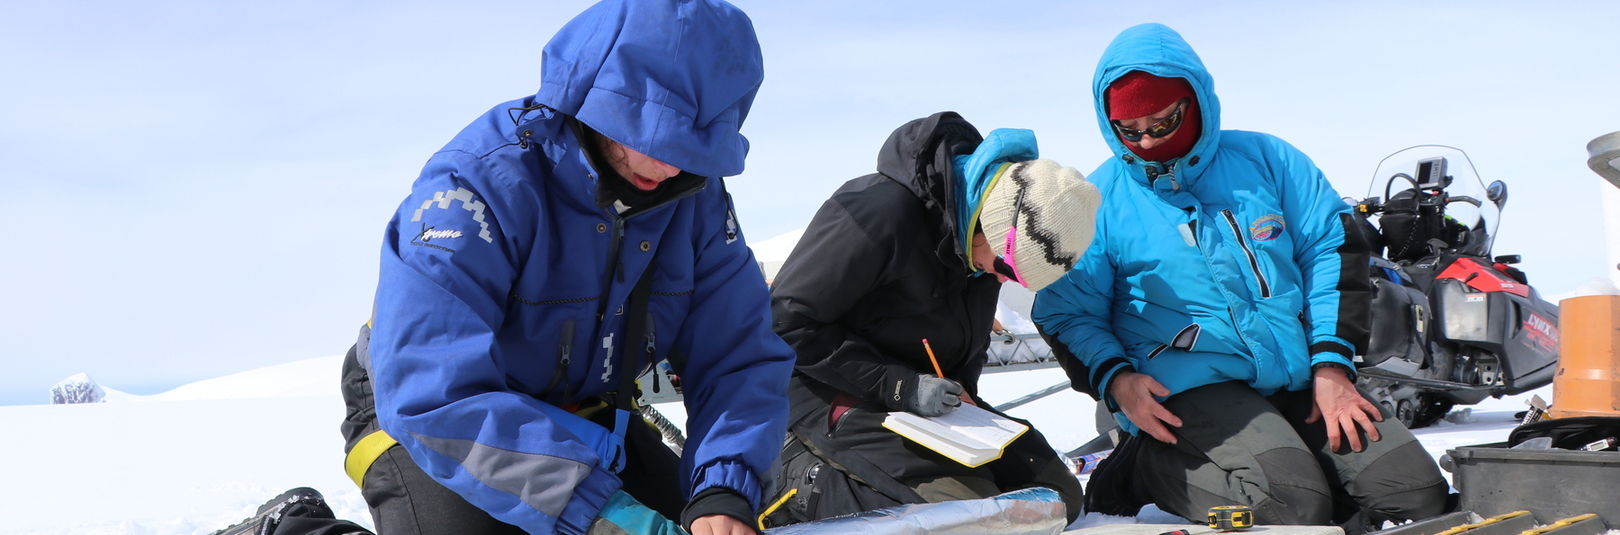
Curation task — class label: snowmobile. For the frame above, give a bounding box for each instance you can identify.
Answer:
[1351,146,1560,429]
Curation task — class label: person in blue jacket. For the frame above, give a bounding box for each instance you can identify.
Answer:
[337,1,793,534]
[1033,23,1449,527]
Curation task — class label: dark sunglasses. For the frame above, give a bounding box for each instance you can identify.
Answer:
[1111,99,1189,142]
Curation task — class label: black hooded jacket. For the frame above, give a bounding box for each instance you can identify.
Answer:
[770,112,1001,417]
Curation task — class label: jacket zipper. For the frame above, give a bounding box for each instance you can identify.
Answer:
[643,311,657,373]
[585,181,705,393]
[591,182,707,319]
[545,320,576,404]
[1221,209,1271,298]
[556,120,711,399]
[595,217,628,321]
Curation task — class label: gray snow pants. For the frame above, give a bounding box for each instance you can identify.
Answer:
[1110,381,1447,524]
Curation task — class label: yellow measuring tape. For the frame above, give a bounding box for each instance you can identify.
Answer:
[1208,505,1255,531]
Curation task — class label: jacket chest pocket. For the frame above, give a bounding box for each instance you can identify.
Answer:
[500,293,599,402]
[644,285,694,367]
[884,272,960,317]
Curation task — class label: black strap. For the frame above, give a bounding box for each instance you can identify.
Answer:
[615,265,658,411]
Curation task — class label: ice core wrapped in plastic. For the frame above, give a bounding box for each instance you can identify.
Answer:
[763,487,1066,535]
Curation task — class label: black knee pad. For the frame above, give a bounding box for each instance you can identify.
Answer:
[1251,447,1333,524]
[1350,441,1449,521]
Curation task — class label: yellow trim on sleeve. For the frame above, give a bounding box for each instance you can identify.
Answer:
[344,429,399,488]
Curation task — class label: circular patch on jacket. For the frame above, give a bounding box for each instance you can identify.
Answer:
[1248,215,1285,241]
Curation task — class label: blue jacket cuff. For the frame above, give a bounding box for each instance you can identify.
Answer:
[1095,360,1135,413]
[691,460,762,513]
[554,466,623,535]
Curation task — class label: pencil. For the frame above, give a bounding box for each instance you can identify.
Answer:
[921,339,945,378]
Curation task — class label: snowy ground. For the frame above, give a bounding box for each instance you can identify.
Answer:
[0,357,1553,535]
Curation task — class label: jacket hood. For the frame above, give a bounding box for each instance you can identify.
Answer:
[953,128,1037,267]
[1093,23,1221,185]
[536,0,763,179]
[874,112,984,271]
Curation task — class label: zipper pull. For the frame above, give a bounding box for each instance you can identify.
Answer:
[720,179,740,244]
[558,321,575,403]
[600,334,616,383]
[643,312,657,358]
[560,321,575,360]
[725,208,739,244]
[1143,163,1180,190]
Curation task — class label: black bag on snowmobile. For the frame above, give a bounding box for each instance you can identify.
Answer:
[1363,257,1431,369]
[1378,188,1437,262]
[1378,188,1482,262]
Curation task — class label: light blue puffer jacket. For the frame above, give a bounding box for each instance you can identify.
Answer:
[1032,23,1369,435]
[367,1,792,533]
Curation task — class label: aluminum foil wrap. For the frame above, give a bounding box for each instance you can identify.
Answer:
[763,487,1066,535]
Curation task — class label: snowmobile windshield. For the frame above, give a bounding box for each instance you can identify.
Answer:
[1367,145,1500,257]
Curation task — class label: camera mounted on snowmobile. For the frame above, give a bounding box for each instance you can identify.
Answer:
[1414,157,1449,190]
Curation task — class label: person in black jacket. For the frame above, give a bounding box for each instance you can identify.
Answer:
[764,112,1100,526]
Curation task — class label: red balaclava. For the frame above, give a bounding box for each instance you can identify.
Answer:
[1106,71,1200,163]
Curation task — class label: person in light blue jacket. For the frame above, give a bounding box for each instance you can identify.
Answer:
[340,2,793,535]
[1034,23,1448,526]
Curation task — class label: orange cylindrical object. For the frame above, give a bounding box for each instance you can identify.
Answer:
[1550,295,1620,418]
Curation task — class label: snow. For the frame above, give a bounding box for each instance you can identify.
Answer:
[100,356,345,403]
[0,357,1558,534]
[751,227,805,282]
[749,227,806,265]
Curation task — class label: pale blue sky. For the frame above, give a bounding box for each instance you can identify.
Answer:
[3,0,1618,405]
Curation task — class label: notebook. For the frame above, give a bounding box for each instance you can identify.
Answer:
[881,403,1029,467]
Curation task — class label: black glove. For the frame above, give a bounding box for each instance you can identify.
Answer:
[899,374,962,417]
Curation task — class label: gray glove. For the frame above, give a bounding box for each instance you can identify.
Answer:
[902,374,963,417]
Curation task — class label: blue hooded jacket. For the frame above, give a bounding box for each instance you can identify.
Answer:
[367,1,791,533]
[1032,23,1370,435]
